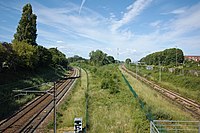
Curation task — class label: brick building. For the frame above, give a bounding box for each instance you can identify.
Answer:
[184,56,200,62]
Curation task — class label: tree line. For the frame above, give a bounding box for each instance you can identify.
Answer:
[140,48,184,66]
[89,50,115,66]
[0,4,68,72]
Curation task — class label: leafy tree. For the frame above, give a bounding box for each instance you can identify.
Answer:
[0,43,7,62]
[0,43,7,71]
[12,41,38,69]
[13,3,37,45]
[89,50,107,66]
[89,50,116,66]
[0,42,18,71]
[37,45,52,66]
[48,48,68,67]
[140,48,184,66]
[125,58,131,64]
[68,55,86,63]
[107,56,115,63]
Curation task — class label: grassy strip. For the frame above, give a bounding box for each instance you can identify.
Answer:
[120,67,196,121]
[51,68,87,132]
[86,65,149,133]
[55,64,150,132]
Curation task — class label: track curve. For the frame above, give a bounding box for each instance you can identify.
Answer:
[121,65,200,120]
[0,67,79,133]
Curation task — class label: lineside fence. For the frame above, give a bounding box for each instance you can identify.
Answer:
[122,65,200,133]
[150,120,200,133]
[81,68,89,133]
[121,73,153,121]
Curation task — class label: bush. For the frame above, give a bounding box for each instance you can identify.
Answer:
[12,41,38,69]
[101,78,110,89]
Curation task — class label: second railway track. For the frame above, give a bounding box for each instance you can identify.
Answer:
[121,65,200,120]
[0,67,79,133]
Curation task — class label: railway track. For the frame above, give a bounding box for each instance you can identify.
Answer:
[121,65,200,120]
[0,68,79,133]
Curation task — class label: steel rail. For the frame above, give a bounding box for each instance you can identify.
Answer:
[0,68,78,132]
[21,68,78,132]
[121,65,200,119]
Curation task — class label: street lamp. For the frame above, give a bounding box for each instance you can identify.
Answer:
[176,46,178,67]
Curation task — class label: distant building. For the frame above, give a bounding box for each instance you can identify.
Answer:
[146,65,153,70]
[184,56,200,62]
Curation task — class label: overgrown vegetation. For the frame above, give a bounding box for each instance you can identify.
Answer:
[89,50,115,66]
[120,67,196,121]
[0,3,68,72]
[0,65,67,120]
[126,64,200,102]
[83,64,149,133]
[68,55,87,63]
[45,67,87,132]
[0,3,69,120]
[53,63,149,132]
[140,48,184,66]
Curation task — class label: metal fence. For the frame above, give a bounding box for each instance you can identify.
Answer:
[150,120,200,133]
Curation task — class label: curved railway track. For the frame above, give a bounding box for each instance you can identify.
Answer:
[0,67,79,133]
[121,65,200,120]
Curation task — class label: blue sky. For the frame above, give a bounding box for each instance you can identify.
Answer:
[0,0,200,61]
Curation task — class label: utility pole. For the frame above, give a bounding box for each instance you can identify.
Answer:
[159,61,161,82]
[117,48,119,64]
[12,82,57,132]
[54,82,56,133]
[176,46,177,67]
[136,62,138,79]
[80,64,81,87]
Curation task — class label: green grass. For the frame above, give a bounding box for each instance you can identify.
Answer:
[51,64,149,133]
[49,64,196,133]
[120,66,196,121]
[87,65,149,133]
[59,68,86,128]
[0,65,68,120]
[45,68,87,132]
[126,64,200,103]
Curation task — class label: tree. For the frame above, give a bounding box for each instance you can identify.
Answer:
[12,41,38,69]
[107,56,115,63]
[68,55,86,63]
[0,43,7,71]
[125,58,131,64]
[140,48,184,66]
[0,42,18,71]
[13,3,37,45]
[37,46,52,66]
[89,50,107,66]
[48,48,68,67]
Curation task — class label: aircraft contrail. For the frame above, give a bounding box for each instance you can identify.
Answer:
[79,0,86,14]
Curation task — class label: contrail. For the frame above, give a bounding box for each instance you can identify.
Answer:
[79,0,86,14]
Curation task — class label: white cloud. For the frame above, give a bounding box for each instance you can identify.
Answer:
[79,0,86,14]
[34,1,200,61]
[162,7,186,15]
[3,0,200,61]
[150,20,161,28]
[170,8,185,14]
[111,0,152,31]
[56,40,63,43]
